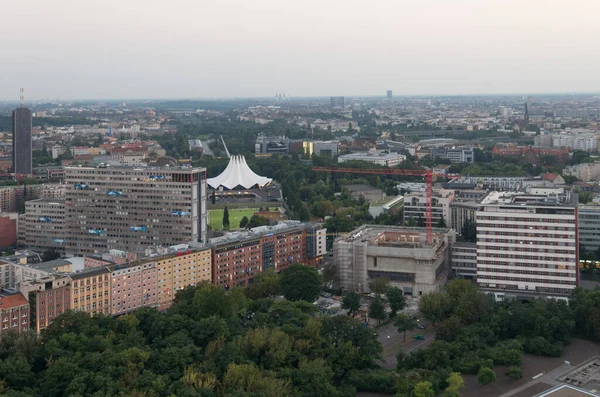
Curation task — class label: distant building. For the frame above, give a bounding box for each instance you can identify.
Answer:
[563,162,600,182]
[450,200,480,236]
[492,144,569,165]
[334,225,455,295]
[386,90,392,100]
[404,189,455,226]
[476,192,578,300]
[330,96,345,109]
[255,134,290,155]
[0,292,29,337]
[12,107,32,175]
[312,141,339,157]
[431,147,475,163]
[338,151,406,167]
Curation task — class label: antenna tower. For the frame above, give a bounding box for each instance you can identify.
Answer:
[20,88,24,107]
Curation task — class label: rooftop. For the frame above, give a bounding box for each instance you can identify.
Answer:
[481,191,576,207]
[0,292,28,309]
[533,384,599,397]
[343,184,383,193]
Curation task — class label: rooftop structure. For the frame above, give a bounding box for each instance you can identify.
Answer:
[338,151,406,167]
[207,155,272,190]
[334,225,455,295]
[342,184,384,203]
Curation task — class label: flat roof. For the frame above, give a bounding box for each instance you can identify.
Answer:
[533,384,599,397]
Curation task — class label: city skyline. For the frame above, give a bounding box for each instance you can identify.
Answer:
[2,0,600,100]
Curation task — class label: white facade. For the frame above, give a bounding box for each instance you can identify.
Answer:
[476,192,578,299]
[563,162,600,182]
[404,189,455,226]
[552,134,598,152]
[338,152,406,167]
[207,155,272,190]
[51,145,67,159]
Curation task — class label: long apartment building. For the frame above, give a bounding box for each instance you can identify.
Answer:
[476,192,578,300]
[64,165,207,255]
[210,222,326,289]
[0,183,65,213]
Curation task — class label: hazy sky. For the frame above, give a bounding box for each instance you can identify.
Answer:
[2,0,600,100]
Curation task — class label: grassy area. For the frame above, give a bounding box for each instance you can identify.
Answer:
[208,208,257,230]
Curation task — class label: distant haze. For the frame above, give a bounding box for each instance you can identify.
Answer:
[2,0,600,100]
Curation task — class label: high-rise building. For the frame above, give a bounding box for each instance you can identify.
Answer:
[404,189,455,227]
[12,107,32,175]
[64,165,207,255]
[20,198,67,253]
[578,205,600,252]
[476,192,578,300]
[386,90,392,99]
[330,96,345,109]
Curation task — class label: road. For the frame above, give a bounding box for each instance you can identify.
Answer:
[375,318,436,369]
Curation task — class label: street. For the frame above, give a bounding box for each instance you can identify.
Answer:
[375,318,436,369]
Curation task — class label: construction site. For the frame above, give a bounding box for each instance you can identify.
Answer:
[333,225,456,295]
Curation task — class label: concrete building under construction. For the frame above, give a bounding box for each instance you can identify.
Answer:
[333,225,455,295]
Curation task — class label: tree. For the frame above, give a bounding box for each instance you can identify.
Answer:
[279,264,322,302]
[368,277,390,295]
[368,296,387,325]
[246,215,270,229]
[387,287,406,317]
[394,314,417,341]
[445,372,465,396]
[506,366,522,380]
[342,291,361,316]
[406,216,416,227]
[419,292,447,326]
[222,206,230,229]
[42,248,61,262]
[298,206,310,221]
[477,367,496,385]
[239,216,249,229]
[211,190,216,205]
[413,380,435,397]
[244,270,280,299]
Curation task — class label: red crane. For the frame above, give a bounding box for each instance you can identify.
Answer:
[312,166,460,245]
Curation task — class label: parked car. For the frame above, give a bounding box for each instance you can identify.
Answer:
[417,324,426,329]
[414,334,424,340]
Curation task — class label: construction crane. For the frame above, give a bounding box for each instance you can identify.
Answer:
[312,166,460,245]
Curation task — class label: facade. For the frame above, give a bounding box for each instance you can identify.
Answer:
[552,134,598,152]
[0,292,29,337]
[0,184,66,213]
[338,151,406,167]
[12,107,32,175]
[0,260,52,290]
[306,225,327,266]
[254,134,290,155]
[452,176,528,191]
[563,162,600,182]
[64,165,207,255]
[431,147,475,163]
[334,225,455,295]
[110,261,158,315]
[69,267,112,316]
[476,192,578,300]
[21,198,66,252]
[312,141,339,157]
[155,248,212,310]
[0,213,18,249]
[450,200,481,237]
[210,222,322,289]
[404,189,455,226]
[578,205,600,252]
[330,96,345,109]
[492,144,569,165]
[451,242,477,280]
[20,275,71,333]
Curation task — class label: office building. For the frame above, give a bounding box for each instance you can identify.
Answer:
[20,275,71,333]
[312,141,339,157]
[64,165,207,255]
[334,225,455,295]
[20,198,66,253]
[330,96,345,109]
[386,90,392,100]
[12,107,32,175]
[404,189,455,227]
[578,205,600,252]
[69,267,112,316]
[338,151,406,167]
[451,242,477,280]
[476,192,578,300]
[254,134,290,155]
[0,292,29,337]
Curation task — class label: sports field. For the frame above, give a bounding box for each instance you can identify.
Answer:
[208,208,257,230]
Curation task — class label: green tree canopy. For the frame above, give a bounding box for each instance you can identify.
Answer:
[279,264,322,302]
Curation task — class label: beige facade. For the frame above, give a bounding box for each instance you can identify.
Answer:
[69,268,111,316]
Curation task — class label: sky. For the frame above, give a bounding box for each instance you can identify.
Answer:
[2,0,600,100]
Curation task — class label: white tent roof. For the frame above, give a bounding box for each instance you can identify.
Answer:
[207,155,272,189]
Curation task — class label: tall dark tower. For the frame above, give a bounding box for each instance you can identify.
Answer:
[524,101,530,127]
[12,107,33,175]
